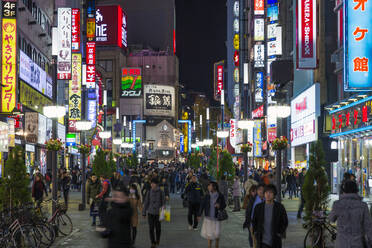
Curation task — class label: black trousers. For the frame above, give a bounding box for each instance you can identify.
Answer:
[148,214,161,244]
[261,244,272,248]
[187,202,200,228]
[99,200,108,226]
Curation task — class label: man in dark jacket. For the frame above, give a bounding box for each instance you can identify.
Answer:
[142,178,165,248]
[87,174,101,226]
[110,172,121,190]
[97,175,111,227]
[184,175,204,230]
[252,184,288,248]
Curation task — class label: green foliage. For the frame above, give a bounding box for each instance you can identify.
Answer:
[108,152,117,173]
[0,146,31,210]
[92,150,113,178]
[303,140,330,224]
[125,153,138,169]
[207,149,218,179]
[187,153,201,169]
[217,150,235,180]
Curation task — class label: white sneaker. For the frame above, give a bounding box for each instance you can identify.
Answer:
[188,225,192,230]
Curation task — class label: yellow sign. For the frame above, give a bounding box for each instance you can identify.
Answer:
[87,18,95,41]
[69,54,82,120]
[2,18,17,112]
[20,81,53,113]
[233,34,239,50]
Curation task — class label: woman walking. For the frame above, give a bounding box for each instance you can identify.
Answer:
[198,181,226,248]
[243,185,258,248]
[32,174,48,208]
[129,184,142,246]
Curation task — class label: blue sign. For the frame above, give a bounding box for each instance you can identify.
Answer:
[255,72,264,102]
[88,89,96,99]
[344,0,372,90]
[267,0,278,5]
[178,120,192,154]
[180,135,184,153]
[253,121,262,157]
[132,120,146,153]
[87,100,97,128]
[267,5,278,22]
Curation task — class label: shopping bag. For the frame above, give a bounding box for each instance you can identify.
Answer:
[164,205,171,222]
[159,207,165,221]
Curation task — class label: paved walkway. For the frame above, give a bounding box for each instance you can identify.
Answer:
[51,192,307,248]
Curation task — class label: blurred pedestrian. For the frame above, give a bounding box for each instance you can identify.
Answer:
[129,184,142,246]
[218,175,228,205]
[61,171,71,208]
[233,176,241,212]
[97,175,111,227]
[243,185,258,248]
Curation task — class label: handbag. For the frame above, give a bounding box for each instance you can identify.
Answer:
[217,209,228,221]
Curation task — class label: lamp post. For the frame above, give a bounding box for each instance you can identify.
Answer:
[43,106,66,215]
[75,120,92,210]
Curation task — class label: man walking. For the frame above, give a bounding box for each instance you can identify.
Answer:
[184,175,204,230]
[252,184,288,248]
[142,178,165,248]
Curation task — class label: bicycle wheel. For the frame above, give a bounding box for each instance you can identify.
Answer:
[304,225,322,248]
[35,223,55,247]
[12,224,40,248]
[322,224,337,248]
[57,213,73,236]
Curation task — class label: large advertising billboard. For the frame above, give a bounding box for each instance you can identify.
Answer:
[296,0,317,69]
[344,0,372,90]
[96,5,127,48]
[121,68,142,97]
[144,85,175,117]
[57,8,72,79]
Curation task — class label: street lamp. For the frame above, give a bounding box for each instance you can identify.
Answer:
[43,105,66,215]
[113,138,122,145]
[75,121,92,131]
[217,130,229,138]
[99,131,111,139]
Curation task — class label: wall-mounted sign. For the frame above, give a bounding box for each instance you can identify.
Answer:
[297,0,317,69]
[290,83,320,146]
[87,18,95,40]
[1,17,16,112]
[214,62,224,101]
[233,34,239,50]
[66,133,76,147]
[121,68,142,97]
[267,23,277,39]
[2,0,17,18]
[234,51,239,66]
[267,5,278,22]
[252,105,264,118]
[254,18,264,41]
[87,99,97,128]
[253,120,262,157]
[96,5,127,48]
[233,19,239,33]
[233,1,239,17]
[20,81,53,113]
[234,68,240,82]
[144,85,175,117]
[255,72,264,102]
[38,114,47,145]
[344,0,372,90]
[69,54,82,121]
[254,0,264,15]
[57,123,66,147]
[25,112,38,144]
[71,8,80,52]
[254,44,265,67]
[0,122,8,152]
[230,119,237,148]
[268,127,277,142]
[86,42,96,88]
[57,8,72,79]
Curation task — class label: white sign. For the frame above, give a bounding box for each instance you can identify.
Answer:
[233,1,239,17]
[144,85,176,117]
[230,119,237,148]
[267,23,278,39]
[57,123,66,147]
[57,8,72,79]
[0,122,8,152]
[233,19,239,33]
[38,114,47,145]
[276,26,282,55]
[46,118,53,140]
[254,44,265,68]
[254,19,264,41]
[25,144,35,152]
[290,83,320,146]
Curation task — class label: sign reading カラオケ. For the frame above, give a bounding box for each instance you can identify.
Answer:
[121,68,142,97]
[344,0,372,90]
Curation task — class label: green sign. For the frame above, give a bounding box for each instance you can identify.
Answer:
[121,68,142,97]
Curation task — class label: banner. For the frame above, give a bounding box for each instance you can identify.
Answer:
[57,8,72,79]
[71,8,80,52]
[214,62,224,101]
[69,54,82,121]
[1,18,17,112]
[86,42,96,88]
[297,0,317,69]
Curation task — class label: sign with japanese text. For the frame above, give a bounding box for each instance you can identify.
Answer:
[38,114,47,145]
[229,119,237,148]
[214,62,224,101]
[254,18,264,41]
[121,68,142,97]
[87,18,95,40]
[86,42,96,88]
[69,54,82,121]
[2,0,16,18]
[20,81,53,113]
[87,100,97,128]
[253,120,262,157]
[297,0,317,69]
[1,18,16,112]
[57,8,72,79]
[25,112,38,144]
[268,127,277,142]
[254,0,264,15]
[255,72,264,102]
[344,0,372,90]
[252,105,264,118]
[144,85,175,117]
[96,5,127,48]
[71,8,80,52]
[254,44,265,67]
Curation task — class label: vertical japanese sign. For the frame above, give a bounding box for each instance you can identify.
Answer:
[297,0,317,69]
[1,0,17,113]
[57,8,72,79]
[254,44,265,67]
[344,0,372,90]
[86,42,96,88]
[214,61,224,101]
[254,0,264,15]
[230,119,237,149]
[253,120,262,157]
[71,8,80,52]
[68,54,82,131]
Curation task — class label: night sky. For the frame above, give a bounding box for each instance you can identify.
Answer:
[176,0,227,103]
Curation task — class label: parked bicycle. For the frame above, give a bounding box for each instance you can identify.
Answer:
[303,211,337,248]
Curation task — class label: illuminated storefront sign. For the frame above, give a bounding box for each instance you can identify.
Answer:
[214,63,224,101]
[255,72,264,102]
[20,81,53,113]
[96,5,127,48]
[121,68,142,97]
[57,8,72,79]
[86,42,96,88]
[267,5,278,22]
[344,0,372,90]
[252,105,264,118]
[1,17,16,112]
[254,44,265,67]
[254,0,264,15]
[69,54,82,128]
[25,112,38,144]
[87,100,96,128]
[297,0,317,69]
[254,18,264,41]
[253,120,262,157]
[71,8,80,52]
[144,85,175,117]
[230,119,237,148]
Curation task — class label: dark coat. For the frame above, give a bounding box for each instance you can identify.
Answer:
[32,180,47,200]
[107,202,133,248]
[184,182,203,203]
[252,201,288,248]
[198,192,226,218]
[87,179,101,203]
[243,196,256,228]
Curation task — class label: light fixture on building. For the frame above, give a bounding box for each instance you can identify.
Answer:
[330,141,338,150]
[75,121,93,131]
[276,105,291,118]
[217,130,229,138]
[99,131,111,139]
[43,106,66,118]
[203,139,213,146]
[238,120,254,129]
[113,138,122,145]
